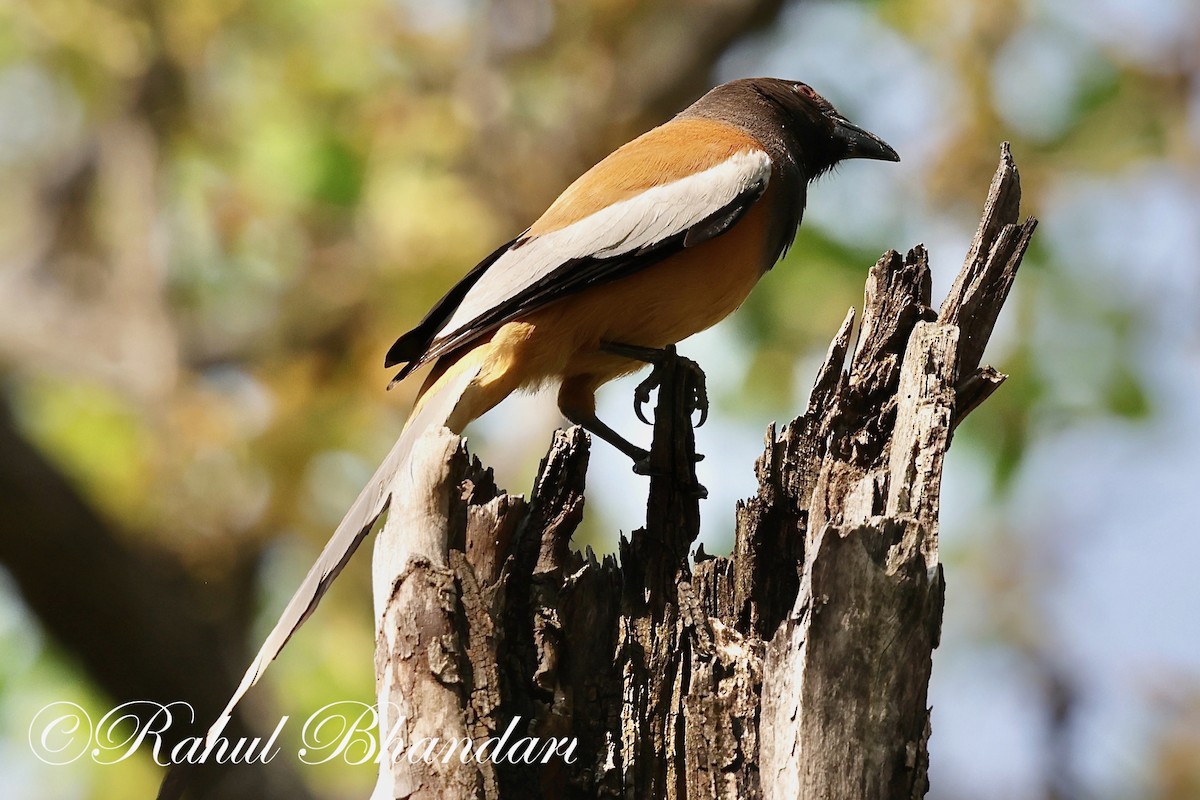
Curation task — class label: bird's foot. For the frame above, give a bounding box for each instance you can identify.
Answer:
[600,342,710,434]
[631,457,708,497]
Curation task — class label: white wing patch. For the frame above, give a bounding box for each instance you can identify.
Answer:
[436,149,772,340]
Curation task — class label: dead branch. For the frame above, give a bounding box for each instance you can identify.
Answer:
[373,144,1035,799]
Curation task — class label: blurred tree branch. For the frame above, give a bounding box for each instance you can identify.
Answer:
[0,400,313,800]
[465,0,792,233]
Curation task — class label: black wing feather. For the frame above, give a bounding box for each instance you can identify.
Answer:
[384,233,525,374]
[386,179,766,385]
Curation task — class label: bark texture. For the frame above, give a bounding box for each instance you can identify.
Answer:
[373,145,1036,799]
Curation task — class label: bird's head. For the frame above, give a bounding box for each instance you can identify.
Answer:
[696,77,900,179]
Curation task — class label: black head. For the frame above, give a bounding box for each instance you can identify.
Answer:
[687,77,899,178]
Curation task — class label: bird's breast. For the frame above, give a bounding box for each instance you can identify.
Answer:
[512,182,779,384]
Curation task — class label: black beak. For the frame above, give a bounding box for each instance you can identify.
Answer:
[832,117,900,162]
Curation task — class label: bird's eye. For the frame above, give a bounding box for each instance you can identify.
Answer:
[794,83,817,100]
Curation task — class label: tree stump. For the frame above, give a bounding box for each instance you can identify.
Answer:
[372,144,1037,799]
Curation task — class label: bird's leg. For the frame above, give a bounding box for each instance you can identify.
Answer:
[600,342,710,438]
[600,341,709,500]
[560,407,652,468]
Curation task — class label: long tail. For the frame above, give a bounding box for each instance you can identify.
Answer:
[158,349,490,799]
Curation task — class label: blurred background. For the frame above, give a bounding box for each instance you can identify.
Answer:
[1,0,1198,797]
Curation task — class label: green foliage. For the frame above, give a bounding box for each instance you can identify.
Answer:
[312,135,365,207]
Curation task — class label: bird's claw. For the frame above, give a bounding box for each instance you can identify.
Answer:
[632,458,708,498]
[603,342,710,428]
[632,457,660,477]
[633,374,659,425]
[684,360,710,428]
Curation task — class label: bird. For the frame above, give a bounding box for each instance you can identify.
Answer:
[199,76,898,754]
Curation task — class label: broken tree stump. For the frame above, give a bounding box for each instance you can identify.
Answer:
[372,144,1036,799]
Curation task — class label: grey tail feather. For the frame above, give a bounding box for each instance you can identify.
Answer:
[157,360,482,800]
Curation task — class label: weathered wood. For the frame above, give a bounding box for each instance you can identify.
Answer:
[759,319,954,799]
[373,430,487,800]
[371,144,1036,799]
